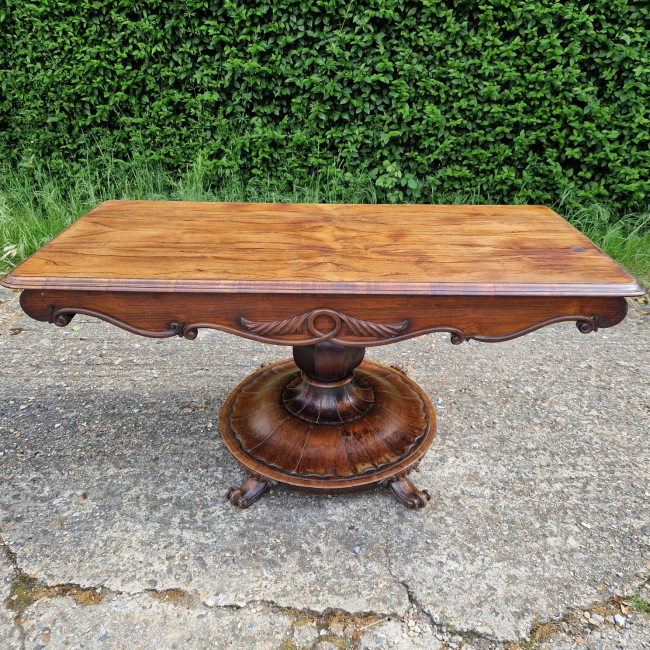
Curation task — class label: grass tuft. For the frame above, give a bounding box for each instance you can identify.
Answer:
[555,191,650,288]
[627,593,650,614]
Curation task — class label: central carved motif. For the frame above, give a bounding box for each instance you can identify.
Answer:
[241,308,408,344]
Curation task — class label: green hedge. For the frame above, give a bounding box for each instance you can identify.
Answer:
[1,0,649,208]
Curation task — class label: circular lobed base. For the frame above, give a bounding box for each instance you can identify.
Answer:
[220,358,436,494]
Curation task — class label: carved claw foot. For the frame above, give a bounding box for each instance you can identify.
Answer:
[387,477,431,509]
[225,477,269,509]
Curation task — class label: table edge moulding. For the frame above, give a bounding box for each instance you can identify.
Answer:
[2,200,645,509]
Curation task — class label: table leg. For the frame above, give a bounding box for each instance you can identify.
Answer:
[220,342,435,508]
[225,476,269,509]
[386,477,431,509]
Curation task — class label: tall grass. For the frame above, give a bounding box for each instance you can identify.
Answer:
[0,158,378,272]
[1,158,648,286]
[554,192,650,286]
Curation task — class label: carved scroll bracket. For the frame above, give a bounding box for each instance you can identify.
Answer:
[49,306,185,338]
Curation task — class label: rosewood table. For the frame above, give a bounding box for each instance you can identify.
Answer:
[2,201,644,509]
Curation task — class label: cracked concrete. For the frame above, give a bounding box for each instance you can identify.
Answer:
[21,595,296,650]
[1,286,650,649]
[357,618,444,649]
[535,602,650,650]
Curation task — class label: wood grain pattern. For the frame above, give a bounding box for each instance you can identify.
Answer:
[1,201,644,296]
[220,358,435,495]
[19,289,629,347]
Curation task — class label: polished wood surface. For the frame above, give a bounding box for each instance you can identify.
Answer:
[19,290,630,347]
[1,201,644,296]
[221,355,435,504]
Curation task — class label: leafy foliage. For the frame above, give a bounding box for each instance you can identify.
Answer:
[1,0,649,209]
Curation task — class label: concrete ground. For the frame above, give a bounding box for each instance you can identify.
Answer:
[1,285,649,650]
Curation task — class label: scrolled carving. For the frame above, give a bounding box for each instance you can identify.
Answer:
[450,331,466,345]
[241,308,408,345]
[467,314,604,343]
[52,311,75,327]
[182,326,199,340]
[576,317,598,334]
[225,477,269,509]
[48,307,185,338]
[43,306,613,348]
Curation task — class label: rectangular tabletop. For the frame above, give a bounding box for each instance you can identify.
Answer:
[1,201,644,296]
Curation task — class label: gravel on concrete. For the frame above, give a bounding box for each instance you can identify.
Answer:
[1,286,649,649]
[21,595,295,650]
[357,618,443,649]
[538,607,650,650]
